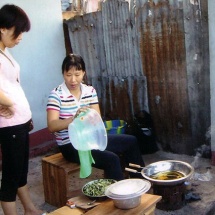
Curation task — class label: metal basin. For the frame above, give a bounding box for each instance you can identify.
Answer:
[141,160,194,185]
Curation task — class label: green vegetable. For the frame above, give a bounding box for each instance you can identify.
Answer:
[83,179,116,197]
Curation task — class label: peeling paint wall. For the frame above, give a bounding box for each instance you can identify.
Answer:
[65,0,210,155]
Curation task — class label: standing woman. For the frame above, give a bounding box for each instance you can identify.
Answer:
[0,4,43,215]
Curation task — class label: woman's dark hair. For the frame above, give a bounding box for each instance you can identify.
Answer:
[62,54,86,74]
[0,4,31,39]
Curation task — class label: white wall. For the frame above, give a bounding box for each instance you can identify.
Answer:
[0,0,65,131]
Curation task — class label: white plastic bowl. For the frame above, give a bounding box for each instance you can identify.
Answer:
[68,109,107,151]
[105,179,151,209]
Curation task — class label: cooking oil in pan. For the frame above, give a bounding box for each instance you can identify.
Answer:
[150,171,185,180]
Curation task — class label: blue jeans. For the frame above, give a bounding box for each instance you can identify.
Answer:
[59,134,145,180]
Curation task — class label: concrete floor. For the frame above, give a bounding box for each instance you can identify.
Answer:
[0,150,215,215]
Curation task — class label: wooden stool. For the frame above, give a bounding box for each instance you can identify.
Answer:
[42,153,80,207]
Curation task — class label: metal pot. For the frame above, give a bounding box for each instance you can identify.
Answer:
[141,160,194,185]
[126,160,194,186]
[113,195,141,209]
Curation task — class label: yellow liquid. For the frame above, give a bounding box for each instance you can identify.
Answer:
[150,171,185,180]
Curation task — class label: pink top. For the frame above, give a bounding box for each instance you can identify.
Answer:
[0,49,31,128]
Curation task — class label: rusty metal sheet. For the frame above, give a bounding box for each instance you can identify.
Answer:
[65,0,210,155]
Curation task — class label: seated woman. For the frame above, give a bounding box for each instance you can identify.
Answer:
[46,54,145,181]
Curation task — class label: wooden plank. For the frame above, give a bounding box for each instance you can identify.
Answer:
[144,205,155,215]
[48,194,161,215]
[42,153,80,173]
[47,206,83,215]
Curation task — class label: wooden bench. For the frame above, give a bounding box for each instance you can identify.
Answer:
[42,153,81,207]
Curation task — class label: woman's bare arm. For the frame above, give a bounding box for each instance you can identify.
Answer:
[0,90,13,106]
[90,104,101,115]
[47,103,101,133]
[47,110,74,133]
[0,90,14,118]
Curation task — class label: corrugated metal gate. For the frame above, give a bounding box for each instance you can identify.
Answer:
[65,0,210,155]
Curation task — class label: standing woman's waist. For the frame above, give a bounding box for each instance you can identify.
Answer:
[0,118,32,134]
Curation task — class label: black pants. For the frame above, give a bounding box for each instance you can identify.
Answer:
[0,120,30,201]
[59,134,145,181]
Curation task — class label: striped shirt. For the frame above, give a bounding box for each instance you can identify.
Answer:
[46,82,99,146]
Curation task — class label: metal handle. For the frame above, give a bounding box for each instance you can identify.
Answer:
[125,168,138,173]
[129,163,141,168]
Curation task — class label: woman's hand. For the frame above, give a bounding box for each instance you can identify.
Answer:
[74,106,90,119]
[0,105,15,118]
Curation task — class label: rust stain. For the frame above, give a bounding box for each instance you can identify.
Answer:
[139,1,191,152]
